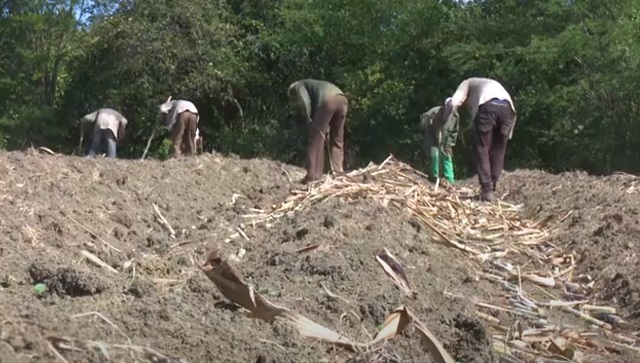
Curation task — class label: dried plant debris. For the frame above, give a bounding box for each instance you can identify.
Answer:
[200,246,455,362]
[375,248,414,298]
[48,336,189,363]
[236,156,639,361]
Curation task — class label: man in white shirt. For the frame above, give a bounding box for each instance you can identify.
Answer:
[445,77,517,202]
[82,108,128,158]
[159,96,199,158]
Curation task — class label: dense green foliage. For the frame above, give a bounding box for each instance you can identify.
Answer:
[1,0,640,176]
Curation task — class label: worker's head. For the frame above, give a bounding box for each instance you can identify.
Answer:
[159,96,173,114]
[287,82,299,100]
[444,97,456,113]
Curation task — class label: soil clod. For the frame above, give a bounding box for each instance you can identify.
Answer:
[28,262,106,297]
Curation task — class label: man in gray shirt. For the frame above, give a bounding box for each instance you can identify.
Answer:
[82,108,128,158]
[287,79,348,183]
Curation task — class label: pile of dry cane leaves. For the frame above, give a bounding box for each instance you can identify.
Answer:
[200,155,639,363]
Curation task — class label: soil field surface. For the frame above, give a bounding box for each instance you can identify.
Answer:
[0,150,638,363]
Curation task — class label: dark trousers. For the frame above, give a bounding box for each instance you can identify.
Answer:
[306,94,348,181]
[170,111,198,158]
[88,129,117,158]
[473,101,515,192]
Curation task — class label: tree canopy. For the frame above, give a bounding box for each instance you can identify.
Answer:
[1,0,639,175]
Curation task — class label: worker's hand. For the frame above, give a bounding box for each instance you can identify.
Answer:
[444,147,452,156]
[444,97,454,111]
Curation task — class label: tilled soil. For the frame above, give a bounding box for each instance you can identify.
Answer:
[495,170,640,329]
[0,150,638,363]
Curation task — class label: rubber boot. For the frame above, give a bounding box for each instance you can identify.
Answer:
[442,154,455,184]
[429,146,439,182]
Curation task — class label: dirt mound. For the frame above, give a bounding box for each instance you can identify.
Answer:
[0,150,638,363]
[496,170,640,326]
[0,151,493,363]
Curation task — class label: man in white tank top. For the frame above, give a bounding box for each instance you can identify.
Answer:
[445,77,517,202]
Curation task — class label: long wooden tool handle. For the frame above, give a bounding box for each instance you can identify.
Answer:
[78,123,84,155]
[141,123,158,160]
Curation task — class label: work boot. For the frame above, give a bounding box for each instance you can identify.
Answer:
[301,174,322,185]
[480,190,496,202]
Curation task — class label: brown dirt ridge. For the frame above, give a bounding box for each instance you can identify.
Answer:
[0,149,638,363]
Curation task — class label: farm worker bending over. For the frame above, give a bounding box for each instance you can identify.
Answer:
[159,96,199,158]
[82,108,128,158]
[445,77,517,202]
[287,79,349,184]
[419,99,459,184]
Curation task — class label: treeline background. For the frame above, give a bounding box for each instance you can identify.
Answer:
[1,0,639,177]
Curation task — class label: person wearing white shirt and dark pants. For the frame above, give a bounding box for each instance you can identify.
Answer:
[445,77,517,202]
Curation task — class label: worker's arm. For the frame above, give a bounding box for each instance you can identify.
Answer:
[508,113,517,140]
[81,111,98,124]
[165,105,179,128]
[419,107,441,131]
[117,116,128,141]
[449,79,470,108]
[290,83,313,123]
[117,124,126,141]
[443,111,460,149]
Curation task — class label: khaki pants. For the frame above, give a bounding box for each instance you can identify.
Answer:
[170,111,198,158]
[306,94,348,182]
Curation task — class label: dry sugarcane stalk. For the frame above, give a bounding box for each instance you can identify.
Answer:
[591,312,630,330]
[581,305,617,314]
[542,300,588,308]
[240,157,551,254]
[67,216,121,253]
[476,311,501,325]
[375,247,414,297]
[38,146,55,155]
[152,203,176,239]
[80,250,119,274]
[561,306,613,330]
